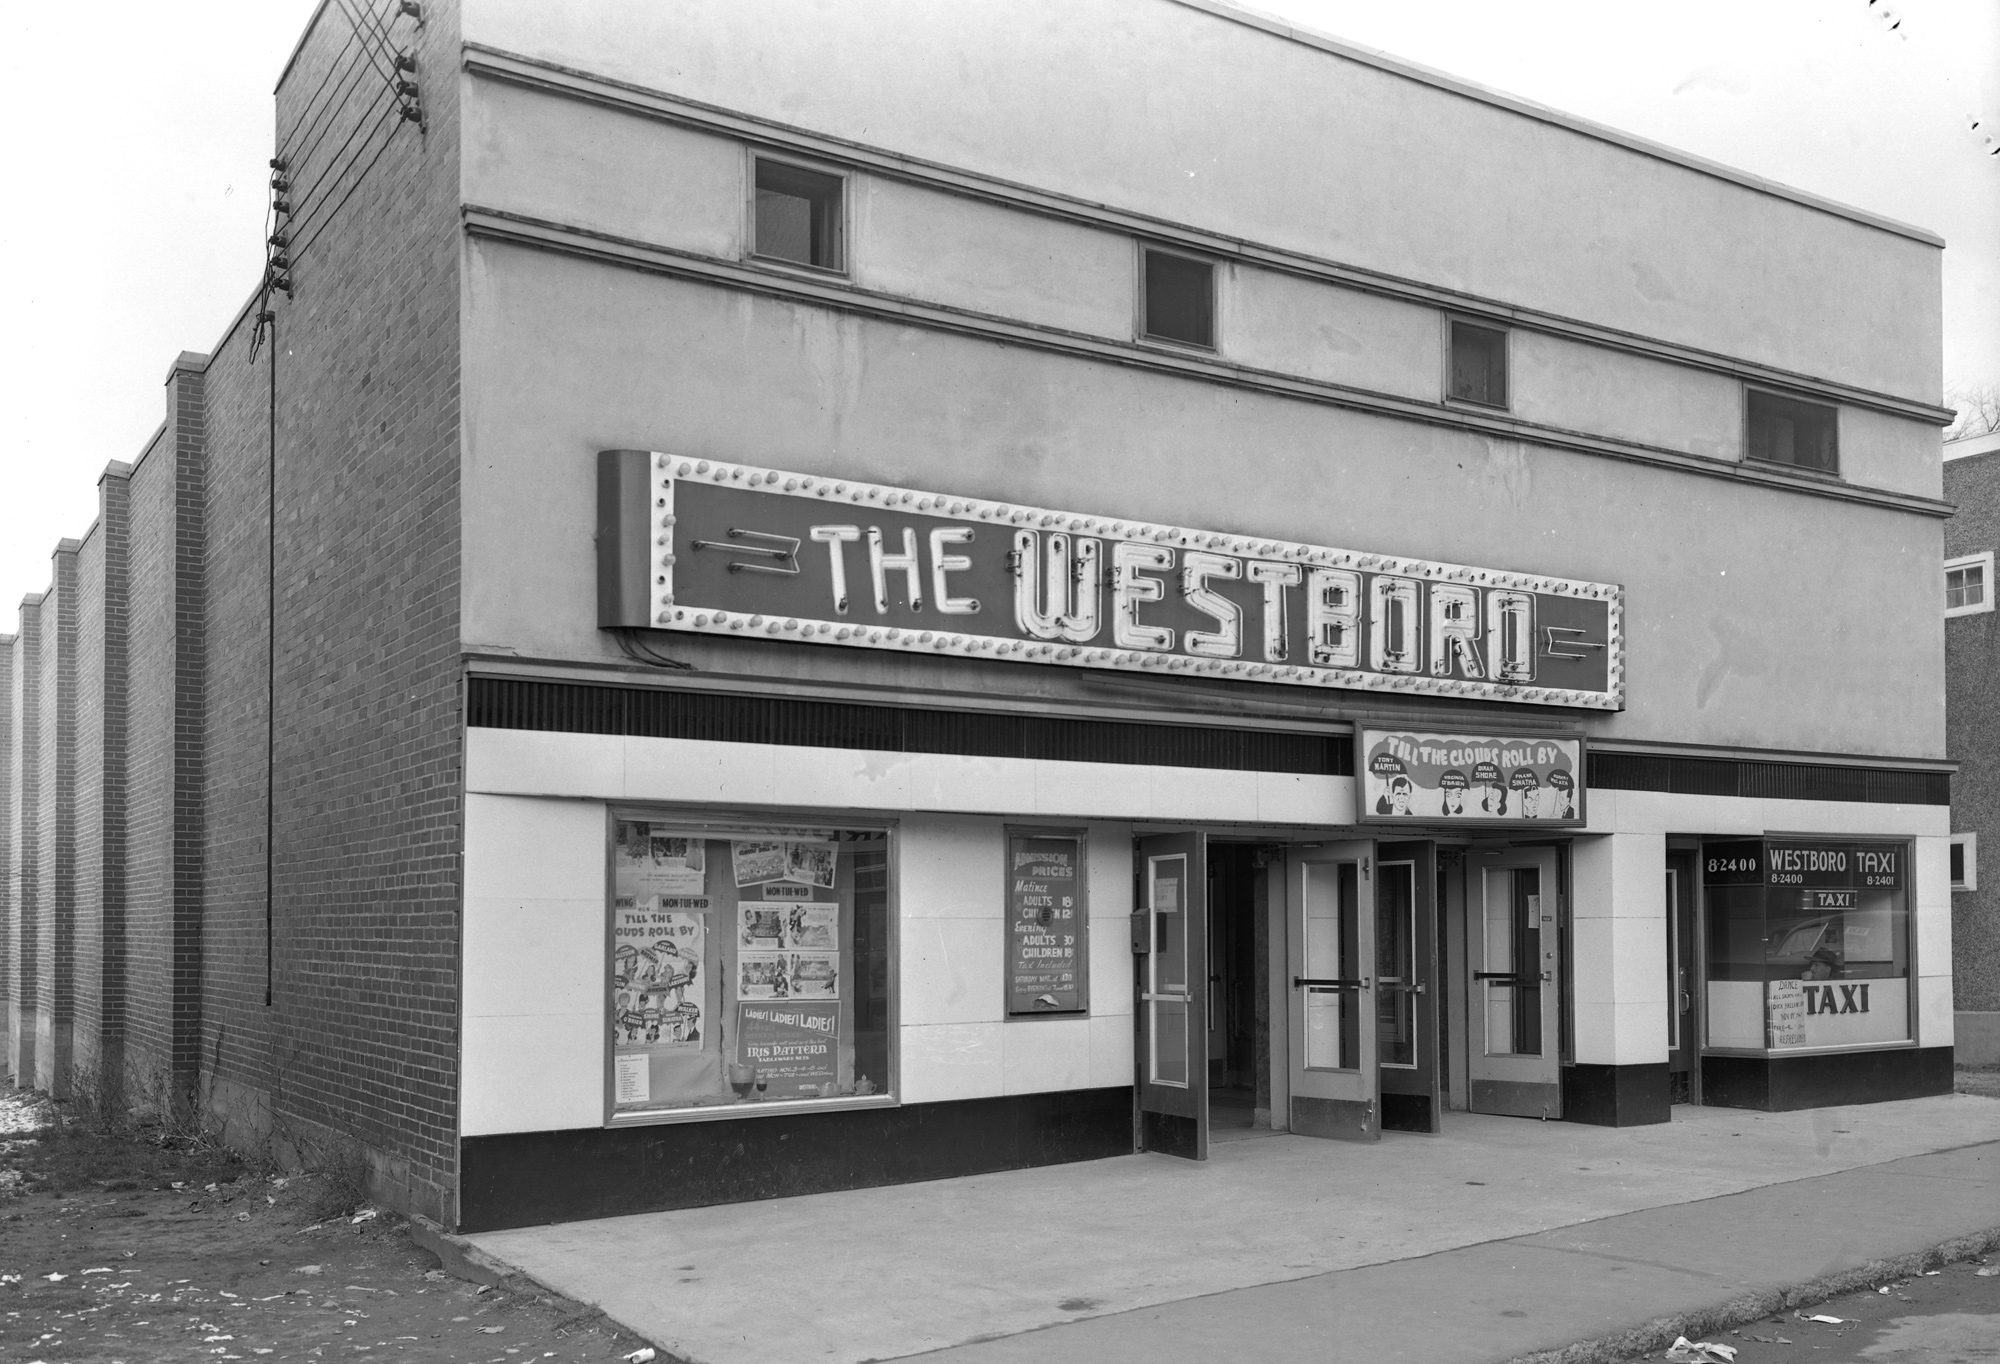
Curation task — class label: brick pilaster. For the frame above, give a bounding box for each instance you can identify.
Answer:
[167,356,207,1095]
[35,544,80,1093]
[0,629,13,1077]
[99,466,132,1099]
[8,599,42,1083]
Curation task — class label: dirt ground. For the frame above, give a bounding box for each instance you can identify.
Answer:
[0,1085,661,1364]
[1640,1255,2000,1363]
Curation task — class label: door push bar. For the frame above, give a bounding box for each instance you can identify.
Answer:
[1474,971,1552,984]
[1293,977,1370,991]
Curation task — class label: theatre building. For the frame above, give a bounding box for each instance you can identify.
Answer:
[1,0,1958,1231]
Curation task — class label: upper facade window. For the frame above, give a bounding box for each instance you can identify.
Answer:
[1746,388,1838,474]
[1448,320,1508,409]
[1140,246,1215,349]
[1946,551,1993,617]
[753,157,845,272]
[1951,833,1978,892]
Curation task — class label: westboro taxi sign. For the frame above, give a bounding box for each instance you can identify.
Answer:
[598,452,1624,710]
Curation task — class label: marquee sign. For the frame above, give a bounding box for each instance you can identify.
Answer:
[598,452,1624,709]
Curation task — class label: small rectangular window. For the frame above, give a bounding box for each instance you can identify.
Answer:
[1448,321,1508,408]
[1951,833,1977,891]
[1945,551,1994,617]
[1746,389,1838,473]
[754,158,843,271]
[1141,247,1214,349]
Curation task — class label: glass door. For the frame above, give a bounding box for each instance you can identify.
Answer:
[1467,847,1562,1118]
[1376,840,1441,1133]
[1134,831,1208,1160]
[1285,842,1379,1142]
[1665,852,1699,1102]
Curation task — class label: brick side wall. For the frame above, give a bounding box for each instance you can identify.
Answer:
[237,0,463,1221]
[1945,450,2000,1012]
[75,521,106,1087]
[37,545,79,1092]
[1,631,14,1075]
[124,410,195,1099]
[200,318,273,1141]
[72,469,132,1098]
[8,602,42,1082]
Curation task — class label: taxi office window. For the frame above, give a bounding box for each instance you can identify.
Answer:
[1701,839,1911,1052]
[753,158,845,271]
[1141,246,1214,349]
[1746,389,1838,474]
[1448,321,1508,409]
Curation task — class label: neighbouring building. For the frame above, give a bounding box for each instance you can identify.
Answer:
[1,0,1960,1232]
[1946,427,2000,1064]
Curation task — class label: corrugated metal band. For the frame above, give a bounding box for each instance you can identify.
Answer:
[467,676,1352,776]
[1587,751,1949,806]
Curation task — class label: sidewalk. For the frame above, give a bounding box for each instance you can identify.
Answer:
[464,1094,2000,1364]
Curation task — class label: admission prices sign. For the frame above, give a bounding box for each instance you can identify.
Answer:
[599,452,1624,710]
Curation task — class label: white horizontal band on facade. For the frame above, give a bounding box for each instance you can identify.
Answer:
[459,43,1955,430]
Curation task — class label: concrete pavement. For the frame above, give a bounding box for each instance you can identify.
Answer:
[464,1094,2000,1364]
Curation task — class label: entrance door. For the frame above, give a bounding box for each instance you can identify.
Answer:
[1467,847,1562,1118]
[1377,841,1441,1133]
[1286,842,1378,1142]
[1135,832,1208,1160]
[1665,851,1699,1103]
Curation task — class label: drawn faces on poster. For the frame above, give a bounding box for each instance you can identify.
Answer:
[611,895,706,1050]
[1362,732,1582,824]
[733,837,841,1003]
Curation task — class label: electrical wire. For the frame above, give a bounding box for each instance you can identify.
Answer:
[278,40,379,181]
[276,31,371,164]
[281,88,399,252]
[288,101,404,265]
[614,630,698,672]
[332,0,399,87]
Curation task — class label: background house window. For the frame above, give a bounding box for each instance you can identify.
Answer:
[1141,247,1214,348]
[1746,389,1838,473]
[1951,833,1978,891]
[1448,321,1508,408]
[1946,551,1994,617]
[754,158,844,271]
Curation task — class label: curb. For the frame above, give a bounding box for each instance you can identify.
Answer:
[406,1214,681,1362]
[1501,1226,2000,1364]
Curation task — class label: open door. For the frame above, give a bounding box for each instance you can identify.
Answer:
[1467,847,1562,1118]
[1286,841,1378,1142]
[1377,841,1442,1133]
[1135,831,1207,1160]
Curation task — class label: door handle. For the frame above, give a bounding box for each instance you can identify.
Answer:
[1678,990,1691,1013]
[1293,977,1370,991]
[1474,972,1542,986]
[1381,982,1426,995]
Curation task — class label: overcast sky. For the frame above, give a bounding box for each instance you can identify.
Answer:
[1,0,1994,615]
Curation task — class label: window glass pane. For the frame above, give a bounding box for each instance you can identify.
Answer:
[1143,249,1214,347]
[1950,841,1966,885]
[1300,861,1358,1070]
[1376,861,1416,1067]
[1449,322,1508,407]
[610,820,888,1115]
[754,160,842,269]
[1746,391,1837,472]
[1946,564,1986,610]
